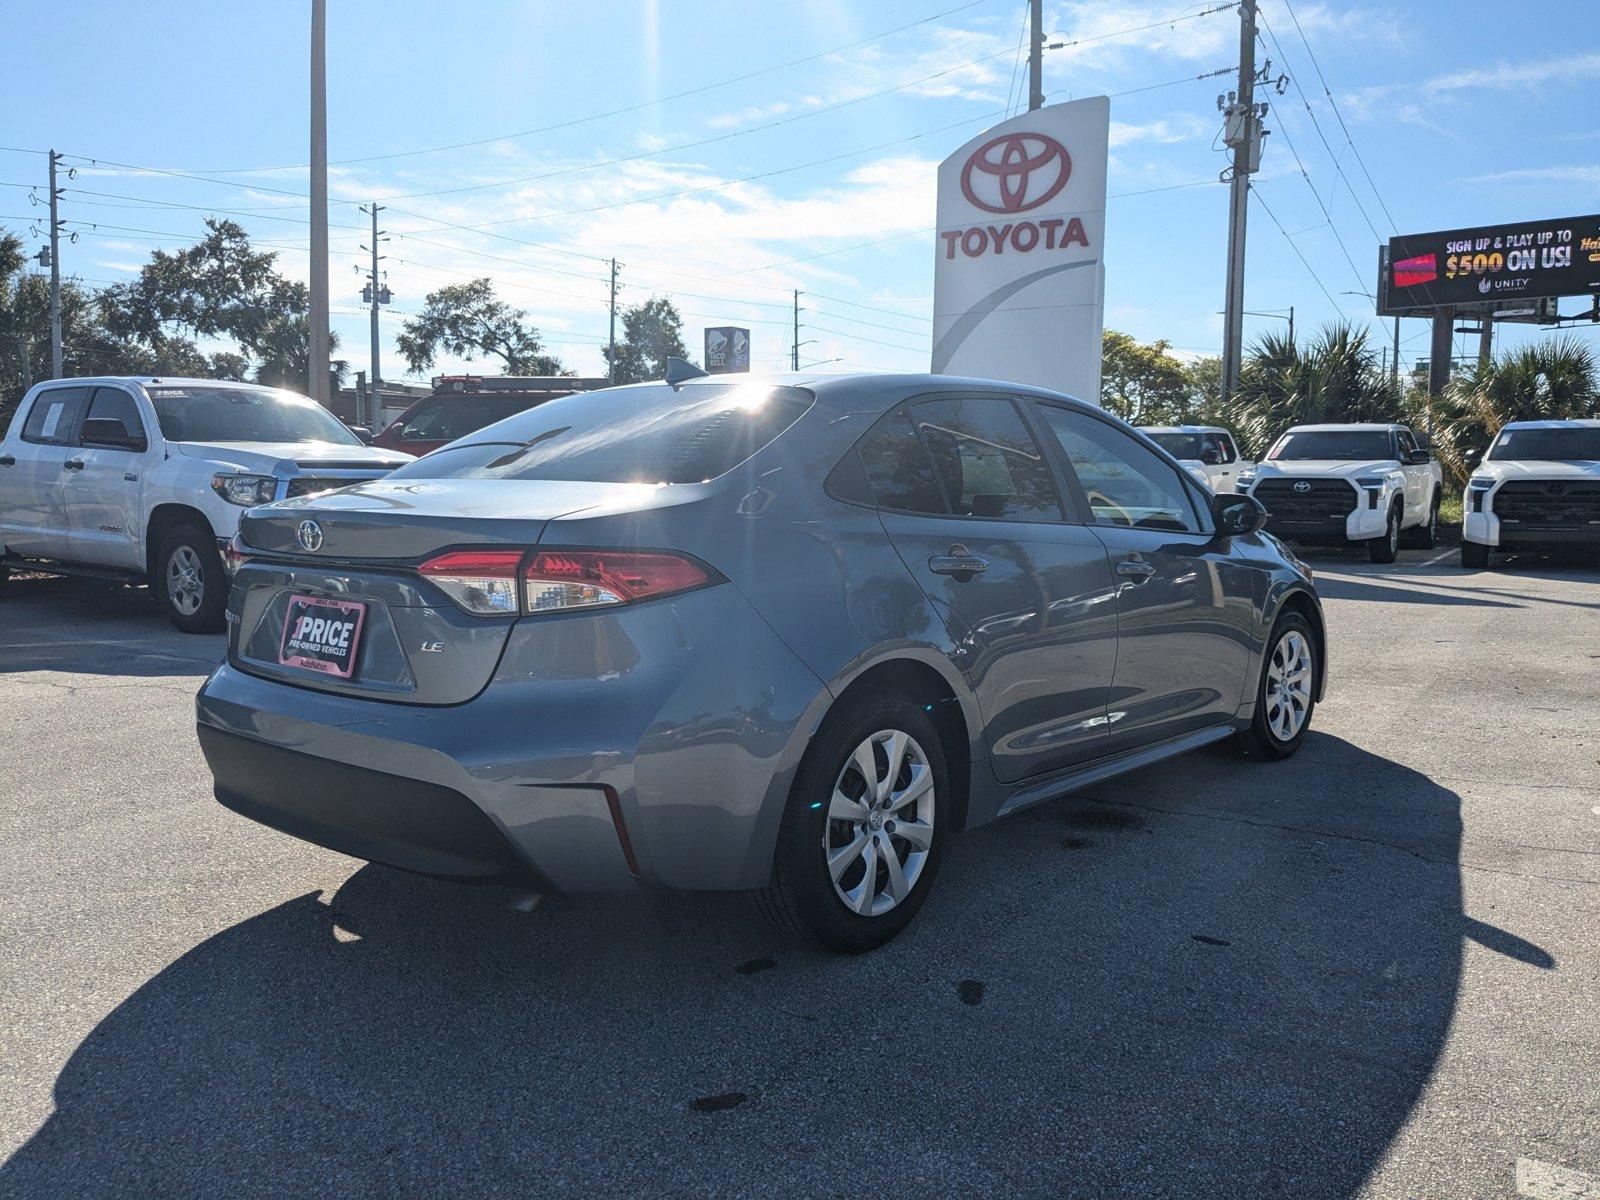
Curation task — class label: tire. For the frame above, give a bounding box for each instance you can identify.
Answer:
[1367,500,1402,563]
[756,691,950,953]
[1237,610,1318,761]
[1402,491,1440,549]
[154,523,228,634]
[1461,541,1490,569]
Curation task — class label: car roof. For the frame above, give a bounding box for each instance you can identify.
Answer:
[653,370,1108,419]
[1138,424,1230,434]
[1499,419,1600,430]
[28,376,287,392]
[1284,423,1405,433]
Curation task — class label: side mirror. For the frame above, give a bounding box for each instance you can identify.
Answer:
[348,425,374,444]
[1406,447,1432,464]
[1199,446,1222,465]
[1211,492,1268,538]
[79,417,147,452]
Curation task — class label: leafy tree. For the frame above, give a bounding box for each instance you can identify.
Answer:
[396,278,563,375]
[603,296,690,385]
[1099,330,1198,423]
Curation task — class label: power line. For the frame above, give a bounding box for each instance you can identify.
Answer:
[1251,184,1347,315]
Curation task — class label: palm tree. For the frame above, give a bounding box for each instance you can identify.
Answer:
[1423,337,1599,485]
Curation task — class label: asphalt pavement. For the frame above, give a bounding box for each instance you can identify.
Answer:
[2,547,1597,1199]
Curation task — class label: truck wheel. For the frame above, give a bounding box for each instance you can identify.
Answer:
[1461,541,1490,569]
[1401,491,1440,549]
[1367,501,1402,564]
[1237,610,1317,761]
[756,691,949,953]
[155,524,228,634]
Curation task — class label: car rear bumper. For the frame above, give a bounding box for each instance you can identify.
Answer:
[194,585,831,894]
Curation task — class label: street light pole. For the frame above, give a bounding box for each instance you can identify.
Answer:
[308,0,331,403]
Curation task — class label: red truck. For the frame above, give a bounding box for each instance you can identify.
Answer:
[372,375,609,457]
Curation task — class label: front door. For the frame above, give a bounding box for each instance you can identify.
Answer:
[861,395,1119,782]
[1032,403,1255,752]
[0,386,90,560]
[66,386,154,568]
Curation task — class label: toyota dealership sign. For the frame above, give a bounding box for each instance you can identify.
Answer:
[933,97,1109,402]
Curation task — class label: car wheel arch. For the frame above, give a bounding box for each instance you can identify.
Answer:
[1272,587,1326,702]
[145,504,218,580]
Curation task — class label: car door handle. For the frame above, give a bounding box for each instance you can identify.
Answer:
[0,454,13,467]
[1115,559,1156,581]
[62,458,85,472]
[929,547,989,578]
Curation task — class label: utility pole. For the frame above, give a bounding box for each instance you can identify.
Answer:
[1028,0,1044,111]
[47,149,63,378]
[308,0,331,404]
[1219,0,1264,404]
[607,258,619,382]
[360,203,387,428]
[1391,315,1400,390]
[792,290,802,371]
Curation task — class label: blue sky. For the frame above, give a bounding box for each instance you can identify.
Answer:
[2,0,1597,384]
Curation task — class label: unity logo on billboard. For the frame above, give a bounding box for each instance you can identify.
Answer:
[932,97,1109,401]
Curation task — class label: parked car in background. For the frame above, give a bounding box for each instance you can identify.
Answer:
[1140,424,1250,493]
[371,374,609,456]
[0,378,412,631]
[198,369,1324,953]
[1461,419,1600,568]
[1238,422,1442,562]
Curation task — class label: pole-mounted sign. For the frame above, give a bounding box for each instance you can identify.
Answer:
[704,326,750,373]
[932,97,1109,403]
[1379,214,1600,315]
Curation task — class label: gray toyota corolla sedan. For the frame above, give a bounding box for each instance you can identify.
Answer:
[197,369,1325,952]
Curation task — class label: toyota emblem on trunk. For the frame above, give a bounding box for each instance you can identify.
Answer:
[296,519,324,552]
[1292,481,1311,493]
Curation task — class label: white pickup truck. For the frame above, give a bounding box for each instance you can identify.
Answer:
[1461,419,1600,568]
[1237,422,1443,563]
[0,377,412,631]
[1139,425,1250,493]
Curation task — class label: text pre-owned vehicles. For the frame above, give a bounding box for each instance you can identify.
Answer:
[1237,422,1443,563]
[371,374,609,457]
[1461,419,1600,568]
[0,378,412,632]
[1140,425,1250,493]
[196,370,1325,952]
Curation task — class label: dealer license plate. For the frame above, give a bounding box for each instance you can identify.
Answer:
[278,594,367,679]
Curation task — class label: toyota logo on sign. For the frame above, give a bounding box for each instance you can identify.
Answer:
[296,519,324,552]
[960,132,1073,214]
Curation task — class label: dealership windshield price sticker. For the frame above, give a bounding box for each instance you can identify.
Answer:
[1379,214,1600,314]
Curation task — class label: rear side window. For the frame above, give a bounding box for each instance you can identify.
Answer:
[21,387,89,445]
[389,382,813,485]
[910,396,1063,521]
[856,408,947,515]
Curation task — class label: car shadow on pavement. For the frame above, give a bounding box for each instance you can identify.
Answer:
[0,576,223,678]
[1,734,1465,1198]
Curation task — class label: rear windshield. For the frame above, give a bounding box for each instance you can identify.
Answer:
[1489,427,1600,462]
[149,385,362,445]
[387,381,814,485]
[1267,430,1395,461]
[392,394,551,443]
[1145,432,1203,459]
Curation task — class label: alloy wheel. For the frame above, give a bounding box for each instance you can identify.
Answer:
[1264,629,1313,742]
[166,546,204,617]
[823,729,936,917]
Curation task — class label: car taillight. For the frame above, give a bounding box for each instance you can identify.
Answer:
[222,533,252,576]
[417,548,717,615]
[522,550,715,613]
[417,550,523,615]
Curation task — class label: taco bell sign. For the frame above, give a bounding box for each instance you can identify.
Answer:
[932,97,1109,403]
[704,326,750,374]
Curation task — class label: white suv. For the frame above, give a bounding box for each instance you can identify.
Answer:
[1461,419,1600,568]
[0,377,412,631]
[1237,423,1443,563]
[1140,425,1250,493]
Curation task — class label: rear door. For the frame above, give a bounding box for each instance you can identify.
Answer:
[1031,402,1255,752]
[863,394,1119,781]
[1394,427,1429,521]
[1208,431,1240,492]
[0,386,89,559]
[65,386,155,568]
